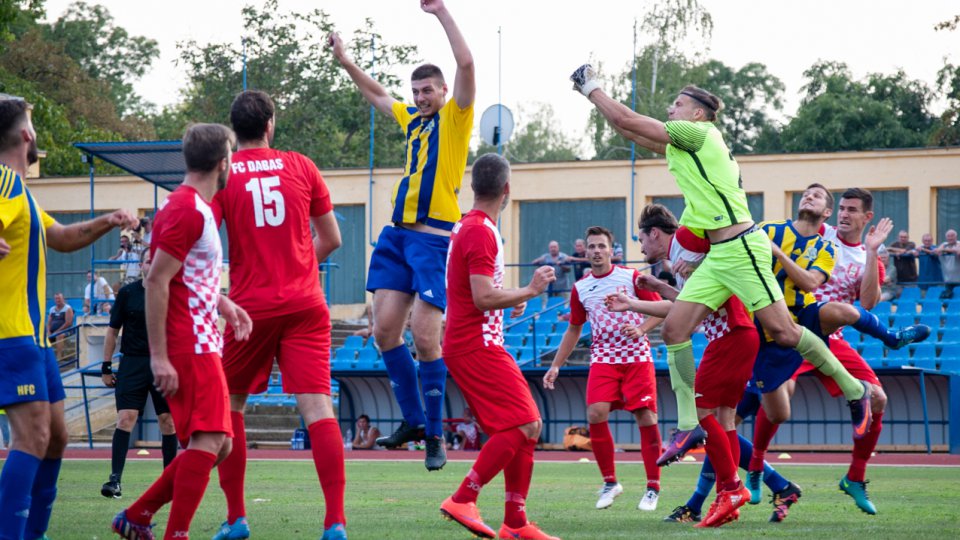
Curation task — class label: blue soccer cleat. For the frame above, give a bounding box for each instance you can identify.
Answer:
[112,510,155,540]
[747,470,763,504]
[212,517,250,540]
[892,324,931,349]
[321,523,348,540]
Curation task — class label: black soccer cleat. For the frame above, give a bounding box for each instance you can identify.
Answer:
[770,482,802,523]
[663,505,701,523]
[375,421,425,449]
[425,437,447,471]
[101,473,122,499]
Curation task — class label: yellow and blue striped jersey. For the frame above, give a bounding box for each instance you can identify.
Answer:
[761,219,835,312]
[391,98,474,231]
[0,163,56,347]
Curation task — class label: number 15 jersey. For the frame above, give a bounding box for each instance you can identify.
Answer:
[214,147,334,319]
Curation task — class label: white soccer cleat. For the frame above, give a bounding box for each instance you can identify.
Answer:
[595,482,623,509]
[638,488,660,511]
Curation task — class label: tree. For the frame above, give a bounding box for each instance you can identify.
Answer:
[474,103,580,163]
[781,61,936,152]
[930,15,960,146]
[45,1,160,116]
[164,0,417,169]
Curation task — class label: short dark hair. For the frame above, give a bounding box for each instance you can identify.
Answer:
[840,187,874,212]
[679,85,723,121]
[471,153,510,200]
[358,414,370,423]
[0,97,30,153]
[230,90,275,142]
[182,123,235,173]
[805,183,835,209]
[638,204,679,235]
[584,225,614,245]
[411,63,445,84]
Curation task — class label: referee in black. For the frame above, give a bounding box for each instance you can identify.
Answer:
[100,249,178,498]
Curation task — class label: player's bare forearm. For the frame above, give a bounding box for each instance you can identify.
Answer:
[46,214,114,252]
[589,89,670,147]
[631,299,673,318]
[859,253,882,310]
[472,285,539,312]
[102,328,119,364]
[639,316,663,335]
[775,251,826,293]
[339,54,395,116]
[550,327,581,369]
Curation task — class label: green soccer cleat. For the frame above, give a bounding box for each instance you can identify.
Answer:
[839,475,877,515]
[747,470,763,504]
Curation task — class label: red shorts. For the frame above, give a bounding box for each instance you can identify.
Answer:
[445,346,541,435]
[586,361,657,412]
[222,305,333,395]
[167,352,233,447]
[695,326,759,409]
[792,337,882,397]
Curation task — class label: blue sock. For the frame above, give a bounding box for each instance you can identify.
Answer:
[382,345,426,427]
[686,456,715,515]
[418,358,447,439]
[25,458,61,538]
[852,307,898,348]
[0,450,41,540]
[737,434,790,493]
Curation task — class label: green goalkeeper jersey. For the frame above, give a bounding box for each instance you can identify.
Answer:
[664,120,752,233]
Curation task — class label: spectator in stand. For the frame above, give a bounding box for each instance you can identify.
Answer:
[611,241,624,264]
[110,234,141,285]
[454,408,481,450]
[936,229,960,298]
[568,239,591,279]
[352,414,382,450]
[533,240,571,298]
[887,230,918,287]
[47,293,74,360]
[917,233,942,293]
[879,246,899,302]
[83,271,115,315]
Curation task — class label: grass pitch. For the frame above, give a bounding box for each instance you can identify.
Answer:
[36,458,960,539]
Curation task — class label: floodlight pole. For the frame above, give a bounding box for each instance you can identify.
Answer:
[630,19,639,245]
[242,39,248,91]
[368,35,377,247]
[497,26,503,156]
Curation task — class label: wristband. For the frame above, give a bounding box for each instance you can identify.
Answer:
[101,362,113,375]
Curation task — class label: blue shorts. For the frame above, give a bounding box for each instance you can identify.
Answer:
[366,226,450,310]
[735,388,762,419]
[751,302,828,394]
[0,337,67,407]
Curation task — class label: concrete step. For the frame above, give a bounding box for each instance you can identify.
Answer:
[244,415,302,430]
[245,427,298,442]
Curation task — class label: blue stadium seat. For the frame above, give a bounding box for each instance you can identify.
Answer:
[355,348,379,370]
[920,300,943,314]
[555,321,570,334]
[945,299,960,313]
[545,296,567,311]
[872,301,893,317]
[656,344,668,361]
[546,333,565,347]
[860,342,884,367]
[528,334,548,351]
[333,347,357,368]
[893,300,919,314]
[526,297,543,313]
[580,323,592,337]
[944,313,960,330]
[897,287,921,303]
[939,344,960,360]
[883,347,909,368]
[505,321,529,335]
[891,312,917,327]
[515,346,535,363]
[912,358,937,370]
[504,334,525,349]
[343,335,364,349]
[912,342,937,361]
[691,333,708,348]
[534,320,555,335]
[692,343,706,360]
[503,307,513,320]
[925,286,946,300]
[919,313,942,330]
[938,358,960,373]
[842,327,861,344]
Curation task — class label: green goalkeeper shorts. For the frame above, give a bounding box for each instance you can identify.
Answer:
[676,228,783,311]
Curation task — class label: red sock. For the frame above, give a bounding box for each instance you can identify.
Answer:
[639,424,662,490]
[750,407,779,472]
[126,454,181,525]
[726,430,740,470]
[453,428,526,504]
[165,449,217,539]
[848,411,883,482]
[700,414,738,492]
[589,421,617,483]
[503,437,536,528]
[308,419,346,528]
[218,411,247,523]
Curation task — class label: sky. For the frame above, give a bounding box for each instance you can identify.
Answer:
[40,0,960,155]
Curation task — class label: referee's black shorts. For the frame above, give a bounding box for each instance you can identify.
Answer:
[115,355,171,415]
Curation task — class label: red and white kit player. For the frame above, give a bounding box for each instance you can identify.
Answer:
[211,90,345,540]
[543,226,664,512]
[607,205,757,528]
[112,124,252,540]
[439,154,560,540]
[787,190,891,515]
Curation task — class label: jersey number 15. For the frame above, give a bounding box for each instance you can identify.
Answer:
[245,176,286,227]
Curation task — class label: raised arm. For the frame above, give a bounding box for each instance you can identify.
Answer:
[861,218,893,310]
[422,0,475,108]
[46,210,138,252]
[328,31,397,117]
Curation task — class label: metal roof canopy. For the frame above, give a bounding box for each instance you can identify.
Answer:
[74,140,184,191]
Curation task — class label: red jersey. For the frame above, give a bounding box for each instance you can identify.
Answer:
[669,226,754,341]
[443,209,505,356]
[213,147,333,319]
[150,185,223,356]
[570,266,660,364]
[816,224,885,339]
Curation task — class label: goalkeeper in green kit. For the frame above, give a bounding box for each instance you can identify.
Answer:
[568,65,873,470]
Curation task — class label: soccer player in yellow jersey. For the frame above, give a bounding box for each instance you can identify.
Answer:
[329,0,474,472]
[0,96,137,539]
